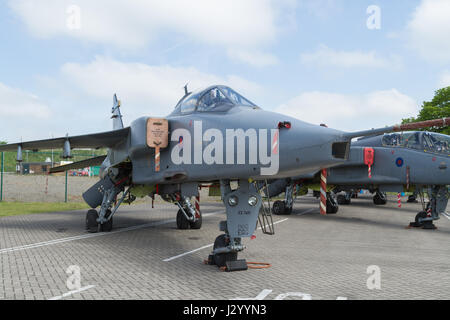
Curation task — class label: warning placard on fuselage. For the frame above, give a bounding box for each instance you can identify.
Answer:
[146,118,169,148]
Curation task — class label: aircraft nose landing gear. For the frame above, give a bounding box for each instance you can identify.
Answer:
[207,179,262,271]
[409,186,447,230]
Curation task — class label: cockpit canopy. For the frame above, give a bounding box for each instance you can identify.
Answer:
[382,131,450,155]
[173,85,257,114]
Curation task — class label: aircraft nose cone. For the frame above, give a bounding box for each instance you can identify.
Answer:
[274,116,350,176]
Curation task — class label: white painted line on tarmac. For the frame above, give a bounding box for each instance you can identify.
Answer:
[48,285,95,300]
[163,218,289,262]
[296,208,315,216]
[0,211,223,255]
[163,244,214,262]
[441,212,450,220]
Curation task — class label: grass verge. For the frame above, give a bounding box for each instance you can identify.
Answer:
[0,202,88,217]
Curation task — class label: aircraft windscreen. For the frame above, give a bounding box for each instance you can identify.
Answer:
[178,92,201,113]
[220,87,256,107]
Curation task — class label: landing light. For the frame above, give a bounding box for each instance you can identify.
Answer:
[228,195,238,206]
[248,196,258,206]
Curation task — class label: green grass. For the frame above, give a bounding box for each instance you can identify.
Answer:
[0,202,88,217]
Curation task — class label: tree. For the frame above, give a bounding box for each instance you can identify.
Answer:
[402,86,450,135]
[0,141,6,145]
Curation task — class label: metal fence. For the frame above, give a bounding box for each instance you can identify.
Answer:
[0,151,102,203]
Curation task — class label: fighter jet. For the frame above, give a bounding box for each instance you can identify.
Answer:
[263,129,450,230]
[1,85,446,269]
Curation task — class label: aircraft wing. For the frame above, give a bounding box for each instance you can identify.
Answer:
[49,155,107,173]
[0,127,130,152]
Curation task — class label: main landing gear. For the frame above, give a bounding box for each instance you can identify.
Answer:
[175,195,202,230]
[207,179,262,270]
[336,192,352,205]
[373,191,387,205]
[409,186,448,230]
[272,184,295,215]
[84,177,133,233]
[326,192,339,214]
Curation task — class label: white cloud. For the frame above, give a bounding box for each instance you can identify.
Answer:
[275,89,418,131]
[227,49,279,67]
[8,0,283,50]
[59,56,263,118]
[0,83,51,119]
[300,45,401,69]
[407,0,450,63]
[0,82,55,142]
[438,71,450,88]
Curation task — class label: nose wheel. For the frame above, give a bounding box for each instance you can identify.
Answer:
[212,234,238,267]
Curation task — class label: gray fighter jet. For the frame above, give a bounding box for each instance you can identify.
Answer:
[264,130,450,230]
[1,85,446,268]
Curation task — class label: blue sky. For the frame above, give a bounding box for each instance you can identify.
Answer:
[1,0,449,142]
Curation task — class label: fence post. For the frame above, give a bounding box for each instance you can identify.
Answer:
[1,152,4,202]
[65,170,68,203]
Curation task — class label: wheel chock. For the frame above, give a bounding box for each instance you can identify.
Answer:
[224,259,248,272]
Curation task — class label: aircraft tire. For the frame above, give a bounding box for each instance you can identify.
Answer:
[336,194,346,205]
[213,234,237,268]
[326,204,338,214]
[190,211,202,229]
[100,210,113,232]
[176,209,190,229]
[284,206,292,215]
[373,193,387,205]
[272,200,286,215]
[414,211,428,227]
[86,209,99,233]
[326,198,339,214]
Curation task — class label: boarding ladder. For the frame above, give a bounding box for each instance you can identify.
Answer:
[254,180,275,235]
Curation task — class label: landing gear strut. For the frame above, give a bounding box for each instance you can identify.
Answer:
[175,195,202,230]
[336,192,351,205]
[326,192,339,214]
[84,178,131,233]
[272,184,294,215]
[207,179,262,270]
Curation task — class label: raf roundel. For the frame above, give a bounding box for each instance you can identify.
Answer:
[395,157,404,167]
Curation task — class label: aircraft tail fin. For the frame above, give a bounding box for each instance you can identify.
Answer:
[111,94,124,130]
